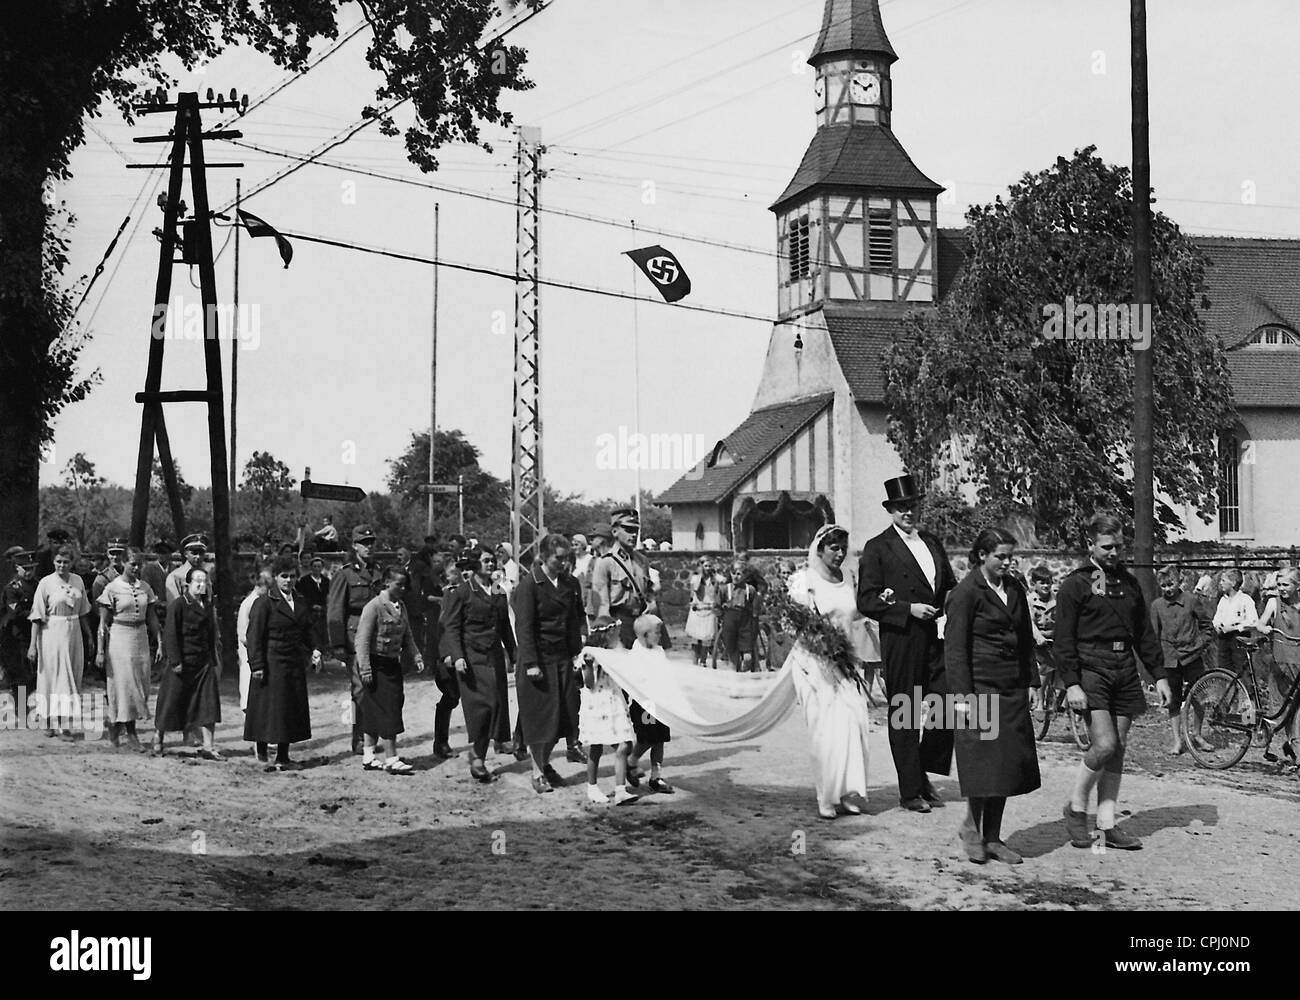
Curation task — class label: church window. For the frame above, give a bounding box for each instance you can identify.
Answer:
[868,207,894,270]
[1218,432,1241,534]
[1247,325,1299,347]
[788,214,811,280]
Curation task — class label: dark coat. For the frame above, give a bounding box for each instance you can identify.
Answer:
[243,589,314,744]
[857,527,957,635]
[512,565,583,667]
[944,569,1036,695]
[441,579,516,744]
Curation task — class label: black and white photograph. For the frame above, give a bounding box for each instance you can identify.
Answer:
[0,0,1296,947]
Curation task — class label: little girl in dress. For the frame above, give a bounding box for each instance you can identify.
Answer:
[580,625,637,805]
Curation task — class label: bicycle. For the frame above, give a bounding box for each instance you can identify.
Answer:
[1182,630,1300,770]
[710,618,772,671]
[1031,652,1091,751]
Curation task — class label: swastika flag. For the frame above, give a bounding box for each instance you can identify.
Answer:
[624,245,691,303]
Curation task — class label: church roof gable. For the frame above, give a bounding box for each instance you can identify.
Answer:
[771,124,943,213]
[809,0,898,64]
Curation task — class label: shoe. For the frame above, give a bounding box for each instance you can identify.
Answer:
[514,745,530,761]
[255,749,269,764]
[612,786,639,806]
[817,807,838,821]
[625,766,643,788]
[1101,825,1143,850]
[958,825,987,864]
[543,764,565,787]
[469,759,492,783]
[1190,735,1215,752]
[57,731,77,743]
[566,745,588,764]
[384,758,415,775]
[900,797,932,813]
[985,841,1023,865]
[1063,803,1091,848]
[494,741,516,756]
[363,758,385,771]
[921,780,945,806]
[532,774,553,794]
[433,742,460,759]
[123,734,143,753]
[647,777,674,794]
[839,792,869,815]
[149,743,166,758]
[586,784,609,804]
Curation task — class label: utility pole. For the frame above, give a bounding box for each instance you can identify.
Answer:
[511,126,544,564]
[130,88,244,676]
[1131,0,1156,598]
[231,177,241,498]
[427,202,440,537]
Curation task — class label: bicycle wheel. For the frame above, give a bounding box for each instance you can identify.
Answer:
[1067,704,1091,751]
[755,624,771,671]
[1032,688,1054,741]
[1183,669,1254,769]
[710,630,726,670]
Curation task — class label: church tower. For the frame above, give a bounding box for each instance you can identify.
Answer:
[773,0,942,317]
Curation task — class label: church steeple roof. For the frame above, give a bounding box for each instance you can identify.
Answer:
[809,0,898,65]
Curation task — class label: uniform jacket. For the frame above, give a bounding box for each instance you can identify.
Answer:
[590,545,653,619]
[354,592,419,673]
[944,569,1036,696]
[512,564,583,667]
[440,579,516,665]
[1,576,36,638]
[92,565,121,603]
[856,526,957,635]
[327,557,383,653]
[1053,562,1164,687]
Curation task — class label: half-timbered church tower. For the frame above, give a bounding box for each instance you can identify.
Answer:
[659,0,953,549]
[659,0,1300,550]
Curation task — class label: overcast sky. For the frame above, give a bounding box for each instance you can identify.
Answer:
[51,0,1300,505]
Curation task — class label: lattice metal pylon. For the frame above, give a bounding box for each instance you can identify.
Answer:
[511,126,544,564]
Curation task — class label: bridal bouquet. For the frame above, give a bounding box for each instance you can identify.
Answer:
[764,587,864,689]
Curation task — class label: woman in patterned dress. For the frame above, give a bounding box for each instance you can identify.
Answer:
[28,546,94,740]
[96,547,161,750]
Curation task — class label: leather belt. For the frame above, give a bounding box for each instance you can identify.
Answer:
[1080,640,1130,653]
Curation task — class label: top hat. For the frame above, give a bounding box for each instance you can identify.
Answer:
[881,474,924,509]
[351,524,376,543]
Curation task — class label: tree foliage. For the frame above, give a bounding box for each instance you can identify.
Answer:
[883,147,1236,546]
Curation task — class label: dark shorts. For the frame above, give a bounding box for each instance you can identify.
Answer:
[1078,646,1147,717]
[1164,656,1204,713]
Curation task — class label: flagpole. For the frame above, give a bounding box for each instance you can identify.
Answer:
[630,219,642,528]
[230,177,240,498]
[428,202,439,537]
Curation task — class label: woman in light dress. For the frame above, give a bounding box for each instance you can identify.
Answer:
[684,557,722,665]
[28,546,95,740]
[787,524,878,820]
[96,547,162,750]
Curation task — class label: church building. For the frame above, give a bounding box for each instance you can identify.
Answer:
[657,0,1300,551]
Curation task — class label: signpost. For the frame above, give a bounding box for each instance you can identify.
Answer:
[418,478,465,534]
[301,480,367,504]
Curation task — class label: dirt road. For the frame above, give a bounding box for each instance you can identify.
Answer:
[2,656,1297,910]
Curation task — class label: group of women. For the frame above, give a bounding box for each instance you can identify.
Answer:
[783,524,1041,863]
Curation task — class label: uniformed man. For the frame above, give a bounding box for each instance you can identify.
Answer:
[167,534,210,603]
[1057,512,1169,851]
[92,538,128,603]
[0,547,38,701]
[328,524,385,755]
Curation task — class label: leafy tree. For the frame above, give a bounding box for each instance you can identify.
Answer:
[387,429,511,542]
[0,0,539,560]
[884,147,1235,547]
[237,450,297,542]
[40,452,112,552]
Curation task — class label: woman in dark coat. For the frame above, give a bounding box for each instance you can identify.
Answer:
[512,532,584,794]
[441,546,517,782]
[154,566,223,759]
[944,527,1041,865]
[245,556,320,770]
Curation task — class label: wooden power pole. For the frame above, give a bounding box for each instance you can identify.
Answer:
[1131,0,1156,598]
[129,89,243,675]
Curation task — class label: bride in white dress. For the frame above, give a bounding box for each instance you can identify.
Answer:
[787,524,878,820]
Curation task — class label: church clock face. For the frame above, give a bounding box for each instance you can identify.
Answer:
[814,76,827,112]
[850,70,881,105]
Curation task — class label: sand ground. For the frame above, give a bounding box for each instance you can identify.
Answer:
[2,651,1298,910]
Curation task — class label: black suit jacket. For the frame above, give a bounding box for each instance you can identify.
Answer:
[943,569,1036,696]
[856,526,957,635]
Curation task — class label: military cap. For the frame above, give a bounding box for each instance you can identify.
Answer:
[46,527,71,542]
[610,507,640,529]
[4,545,28,561]
[351,524,377,543]
[588,524,614,542]
[11,549,35,567]
[106,537,128,555]
[180,532,210,553]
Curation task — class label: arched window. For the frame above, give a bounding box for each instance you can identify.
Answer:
[1247,325,1300,347]
[1218,432,1240,534]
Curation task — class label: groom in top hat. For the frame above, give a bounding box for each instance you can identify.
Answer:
[857,475,957,813]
